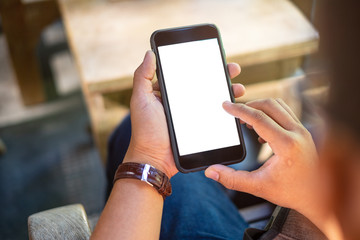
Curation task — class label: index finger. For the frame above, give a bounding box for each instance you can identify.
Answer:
[223,101,291,147]
[246,99,298,131]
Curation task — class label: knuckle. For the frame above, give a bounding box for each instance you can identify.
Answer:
[220,170,237,190]
[133,68,140,78]
[133,66,143,79]
[296,127,314,145]
[263,98,277,108]
[233,103,246,114]
[283,133,301,151]
[247,98,276,109]
[298,126,311,138]
[252,109,266,124]
[224,176,236,190]
[275,97,284,104]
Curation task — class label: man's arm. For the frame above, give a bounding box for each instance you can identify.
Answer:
[91,171,164,239]
[91,51,244,239]
[205,99,344,240]
[90,51,171,240]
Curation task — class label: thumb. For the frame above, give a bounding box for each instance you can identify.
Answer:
[205,165,258,194]
[132,50,156,97]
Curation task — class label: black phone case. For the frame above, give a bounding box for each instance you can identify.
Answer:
[150,24,246,173]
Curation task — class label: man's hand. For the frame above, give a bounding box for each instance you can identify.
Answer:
[205,99,321,214]
[124,50,245,178]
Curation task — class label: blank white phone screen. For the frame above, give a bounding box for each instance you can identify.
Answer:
[158,38,240,156]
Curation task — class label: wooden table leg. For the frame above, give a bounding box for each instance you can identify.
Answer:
[0,0,60,105]
[0,138,6,155]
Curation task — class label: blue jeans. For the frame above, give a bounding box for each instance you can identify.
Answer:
[106,115,250,239]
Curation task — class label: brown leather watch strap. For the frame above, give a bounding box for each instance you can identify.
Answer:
[113,162,172,199]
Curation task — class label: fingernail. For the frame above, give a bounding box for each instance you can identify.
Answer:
[223,101,232,106]
[206,169,219,181]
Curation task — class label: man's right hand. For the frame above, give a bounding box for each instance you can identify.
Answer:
[205,99,323,219]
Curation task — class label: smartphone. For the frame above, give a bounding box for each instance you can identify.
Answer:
[150,24,246,173]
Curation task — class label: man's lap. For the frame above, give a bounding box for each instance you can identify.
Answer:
[162,171,248,239]
[106,114,248,239]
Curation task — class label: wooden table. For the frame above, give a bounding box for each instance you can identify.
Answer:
[58,0,318,162]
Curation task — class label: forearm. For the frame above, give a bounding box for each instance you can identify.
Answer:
[294,176,344,240]
[299,208,344,240]
[91,174,164,239]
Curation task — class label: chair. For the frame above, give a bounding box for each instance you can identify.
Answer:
[28,204,92,240]
[28,204,327,239]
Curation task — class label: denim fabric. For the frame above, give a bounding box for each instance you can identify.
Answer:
[161,171,248,239]
[107,114,249,239]
[106,114,132,197]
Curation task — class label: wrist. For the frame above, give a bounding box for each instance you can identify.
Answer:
[124,148,174,179]
[113,162,172,199]
[295,191,344,239]
[303,211,344,240]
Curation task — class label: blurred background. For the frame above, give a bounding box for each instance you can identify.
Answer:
[0,0,327,239]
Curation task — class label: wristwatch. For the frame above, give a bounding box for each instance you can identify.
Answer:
[113,162,172,199]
